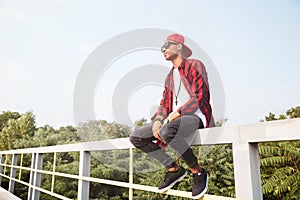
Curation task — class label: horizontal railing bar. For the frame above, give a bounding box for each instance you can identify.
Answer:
[1,168,237,199]
[0,164,30,169]
[1,119,299,156]
[0,164,32,171]
[81,175,237,199]
[192,118,300,145]
[0,173,72,200]
[0,165,79,178]
[29,185,72,200]
[0,138,134,154]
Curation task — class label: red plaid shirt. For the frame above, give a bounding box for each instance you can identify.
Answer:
[152,59,215,128]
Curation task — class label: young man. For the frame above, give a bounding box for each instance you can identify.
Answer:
[130,33,215,199]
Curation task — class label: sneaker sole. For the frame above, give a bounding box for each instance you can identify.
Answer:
[192,173,209,199]
[158,171,188,192]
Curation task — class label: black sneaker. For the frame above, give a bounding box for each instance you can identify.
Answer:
[192,170,209,199]
[158,166,187,192]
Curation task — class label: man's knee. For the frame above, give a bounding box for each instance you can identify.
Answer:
[129,135,143,148]
[160,125,176,143]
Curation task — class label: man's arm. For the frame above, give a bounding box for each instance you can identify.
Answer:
[167,112,180,122]
[151,72,172,121]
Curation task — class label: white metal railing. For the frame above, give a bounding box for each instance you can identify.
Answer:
[0,118,299,200]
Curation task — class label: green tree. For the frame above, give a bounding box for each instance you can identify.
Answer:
[198,144,235,197]
[0,111,36,150]
[259,106,300,200]
[77,120,131,141]
[134,118,147,127]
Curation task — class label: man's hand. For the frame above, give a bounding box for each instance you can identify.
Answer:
[152,120,163,141]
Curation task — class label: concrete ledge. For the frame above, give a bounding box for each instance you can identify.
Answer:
[0,187,21,200]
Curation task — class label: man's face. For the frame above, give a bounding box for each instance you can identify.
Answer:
[161,41,180,60]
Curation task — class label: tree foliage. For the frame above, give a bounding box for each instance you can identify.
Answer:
[0,111,36,150]
[77,119,131,141]
[259,106,300,200]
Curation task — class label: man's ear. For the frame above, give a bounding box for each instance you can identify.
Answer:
[177,44,182,50]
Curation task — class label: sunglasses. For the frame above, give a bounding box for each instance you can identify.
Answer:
[161,41,178,52]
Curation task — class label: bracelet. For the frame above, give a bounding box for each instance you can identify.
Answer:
[153,118,164,124]
[163,118,169,125]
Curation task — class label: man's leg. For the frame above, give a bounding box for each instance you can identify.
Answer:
[129,123,175,168]
[160,115,201,168]
[129,123,187,192]
[159,115,209,199]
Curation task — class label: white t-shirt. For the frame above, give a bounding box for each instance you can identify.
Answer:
[171,68,206,126]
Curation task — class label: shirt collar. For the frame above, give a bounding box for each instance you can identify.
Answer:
[176,59,186,70]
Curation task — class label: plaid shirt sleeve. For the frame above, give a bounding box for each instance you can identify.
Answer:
[151,71,173,120]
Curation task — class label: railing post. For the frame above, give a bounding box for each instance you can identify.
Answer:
[232,142,263,200]
[8,154,18,193]
[129,148,133,200]
[51,152,57,193]
[28,153,43,200]
[28,153,36,200]
[0,154,4,186]
[78,151,90,200]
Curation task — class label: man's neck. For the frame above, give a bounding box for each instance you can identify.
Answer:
[172,56,184,69]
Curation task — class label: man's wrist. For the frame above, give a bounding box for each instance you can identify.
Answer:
[153,118,164,124]
[167,112,180,122]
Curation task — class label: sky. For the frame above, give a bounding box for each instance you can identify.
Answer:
[0,0,299,128]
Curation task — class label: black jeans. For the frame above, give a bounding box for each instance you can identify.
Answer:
[130,114,203,169]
